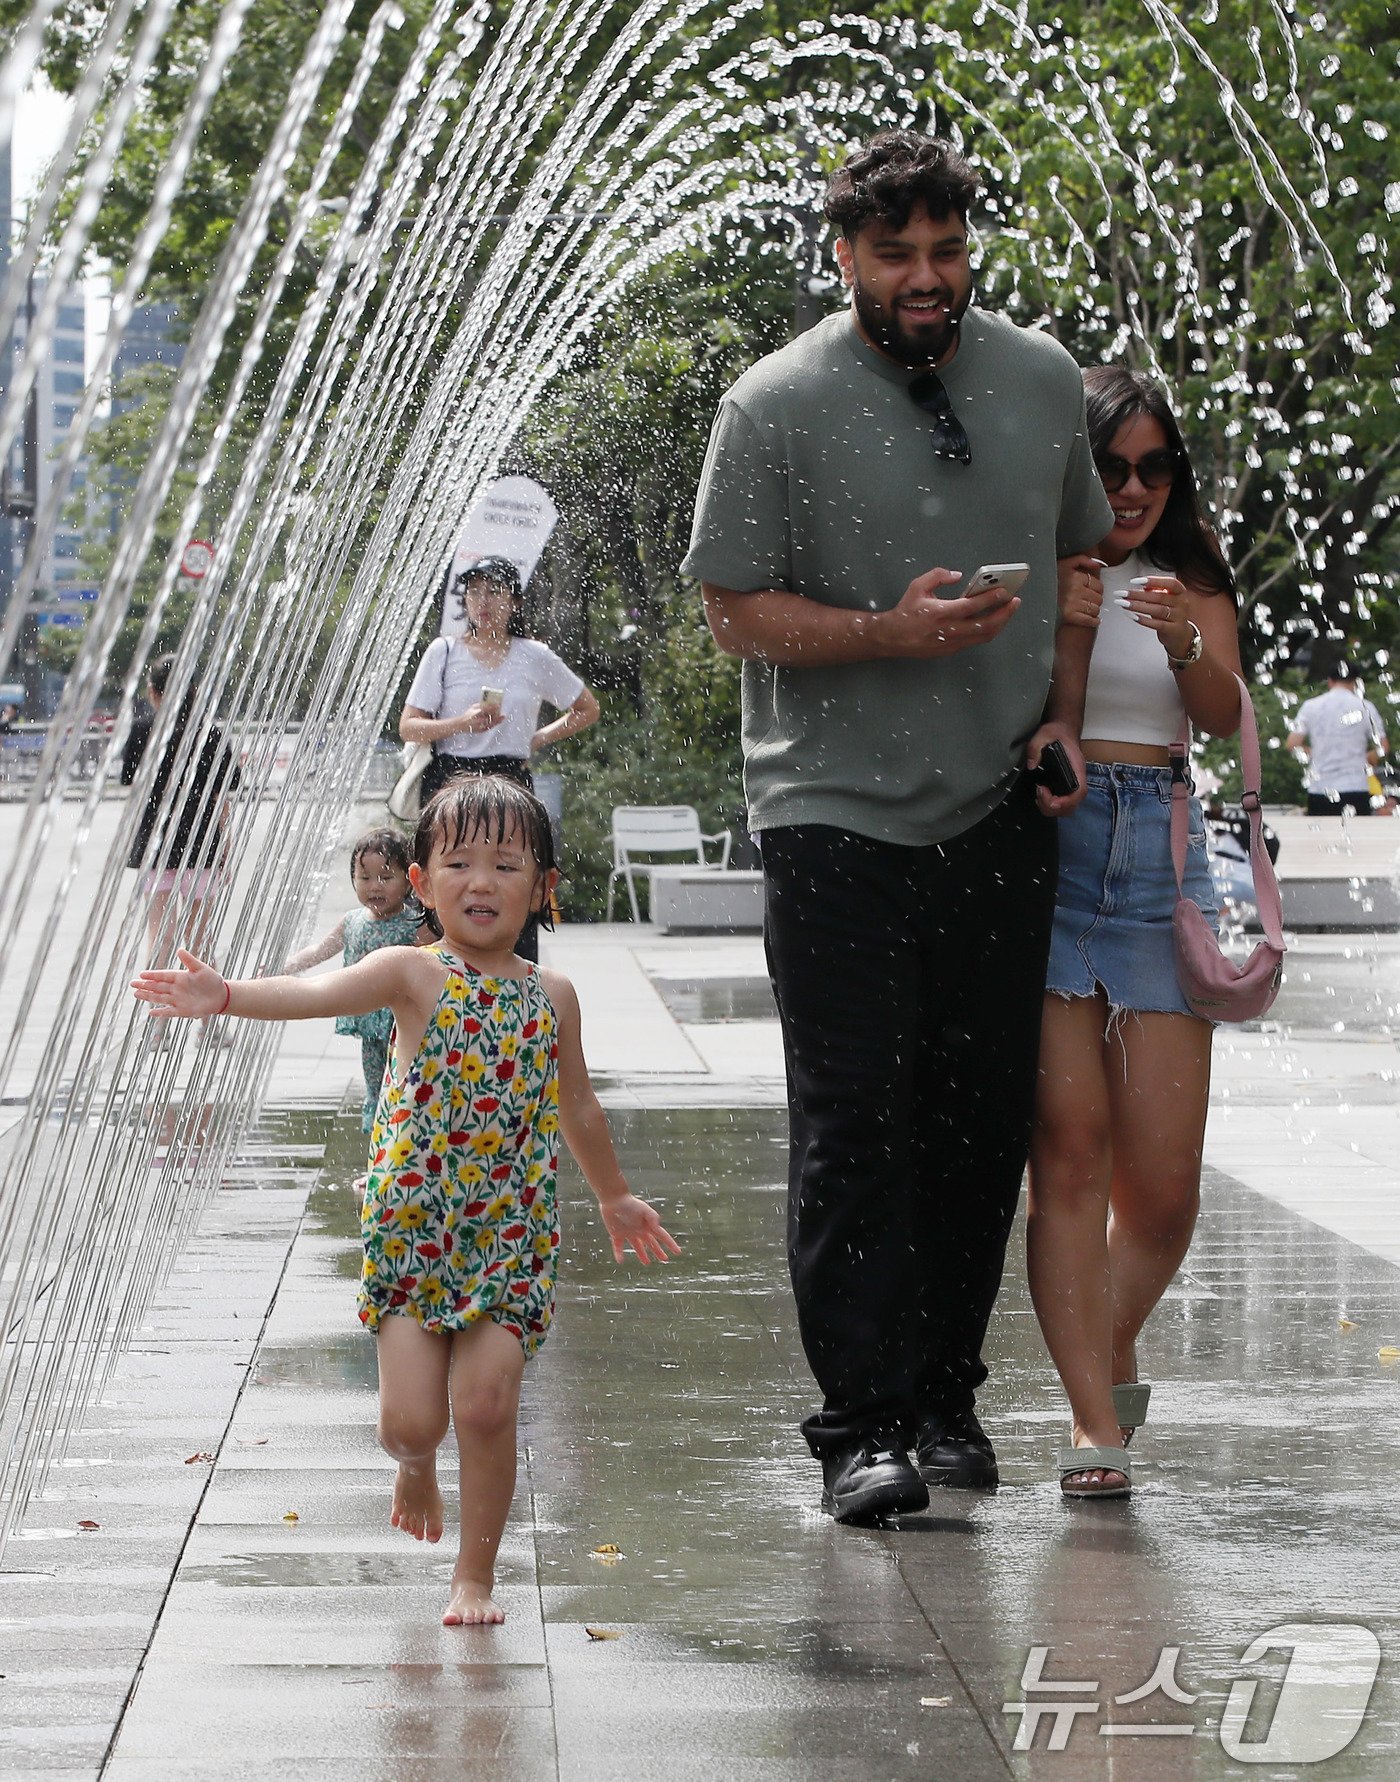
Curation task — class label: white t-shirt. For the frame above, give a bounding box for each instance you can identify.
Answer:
[405,636,585,759]
[1080,553,1187,748]
[1294,685,1386,794]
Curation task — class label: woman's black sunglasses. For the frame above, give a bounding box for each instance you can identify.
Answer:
[908,371,971,466]
[1095,448,1181,494]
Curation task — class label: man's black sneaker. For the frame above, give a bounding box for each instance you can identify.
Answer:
[916,1411,999,1489]
[820,1444,930,1524]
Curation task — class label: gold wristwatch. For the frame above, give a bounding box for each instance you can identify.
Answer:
[1167,621,1203,672]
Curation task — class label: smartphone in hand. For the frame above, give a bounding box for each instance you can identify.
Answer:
[964,561,1029,599]
[1031,739,1079,798]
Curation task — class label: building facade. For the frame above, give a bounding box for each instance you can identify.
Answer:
[3,145,97,709]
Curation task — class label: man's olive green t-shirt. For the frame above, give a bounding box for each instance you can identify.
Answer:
[682,308,1113,846]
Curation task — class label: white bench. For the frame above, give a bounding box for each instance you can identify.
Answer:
[649,868,764,934]
[1267,809,1400,928]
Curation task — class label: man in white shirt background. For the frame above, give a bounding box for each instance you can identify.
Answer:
[1286,658,1389,816]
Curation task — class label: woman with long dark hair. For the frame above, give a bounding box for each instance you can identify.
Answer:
[1029,367,1244,1498]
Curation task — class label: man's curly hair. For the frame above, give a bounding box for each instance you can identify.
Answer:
[824,131,979,237]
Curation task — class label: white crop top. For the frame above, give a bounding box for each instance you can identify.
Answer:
[1080,553,1186,748]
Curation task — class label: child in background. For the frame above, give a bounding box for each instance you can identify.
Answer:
[134,776,679,1627]
[285,827,431,1132]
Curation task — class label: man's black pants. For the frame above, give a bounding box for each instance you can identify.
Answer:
[760,779,1057,1460]
[1307,790,1370,817]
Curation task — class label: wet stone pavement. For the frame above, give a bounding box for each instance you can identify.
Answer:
[5,900,1400,1780]
[5,1087,1398,1779]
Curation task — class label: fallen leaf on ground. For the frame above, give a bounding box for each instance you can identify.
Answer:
[237,1437,269,1447]
[77,1520,100,1531]
[282,1511,300,1523]
[584,1626,623,1641]
[184,1451,215,1464]
[1379,1346,1400,1364]
[592,1542,621,1554]
[920,1697,952,1708]
[590,1543,622,1565]
[1338,1319,1357,1330]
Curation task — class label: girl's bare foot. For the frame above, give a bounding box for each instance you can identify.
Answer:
[443,1570,505,1626]
[390,1460,444,1542]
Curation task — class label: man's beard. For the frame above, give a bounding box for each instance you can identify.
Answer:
[852,283,969,367]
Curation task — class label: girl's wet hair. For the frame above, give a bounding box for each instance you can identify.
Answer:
[350,826,413,882]
[1082,365,1236,602]
[414,775,556,939]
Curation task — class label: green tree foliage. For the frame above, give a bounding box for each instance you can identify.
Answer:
[16,0,1396,875]
[1197,677,1308,807]
[865,0,1398,664]
[12,1,431,315]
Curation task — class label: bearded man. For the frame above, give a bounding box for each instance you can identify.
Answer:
[684,131,1111,1522]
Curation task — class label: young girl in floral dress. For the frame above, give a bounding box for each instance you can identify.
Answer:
[134,776,679,1626]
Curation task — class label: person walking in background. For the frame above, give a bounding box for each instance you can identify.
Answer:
[121,652,240,973]
[1032,367,1243,1499]
[1285,659,1387,816]
[283,827,432,1134]
[687,130,1110,1524]
[398,556,599,960]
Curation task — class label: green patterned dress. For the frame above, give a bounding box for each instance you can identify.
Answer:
[358,947,560,1356]
[336,903,425,1132]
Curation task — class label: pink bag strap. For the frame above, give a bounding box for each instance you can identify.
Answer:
[1170,673,1286,951]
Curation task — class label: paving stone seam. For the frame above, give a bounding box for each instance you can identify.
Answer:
[882,1548,1019,1780]
[523,1461,562,1780]
[93,1180,317,1780]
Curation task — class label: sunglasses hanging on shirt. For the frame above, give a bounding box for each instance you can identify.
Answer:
[907,370,972,466]
[1095,447,1182,493]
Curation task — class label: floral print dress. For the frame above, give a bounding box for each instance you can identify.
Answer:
[358,946,560,1356]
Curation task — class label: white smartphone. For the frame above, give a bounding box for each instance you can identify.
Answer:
[481,686,504,711]
[964,561,1029,599]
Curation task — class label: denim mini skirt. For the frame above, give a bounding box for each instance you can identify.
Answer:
[1047,762,1219,1019]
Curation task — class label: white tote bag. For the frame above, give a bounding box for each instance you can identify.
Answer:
[386,640,450,823]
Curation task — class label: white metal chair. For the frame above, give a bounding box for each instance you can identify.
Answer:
[606,805,733,922]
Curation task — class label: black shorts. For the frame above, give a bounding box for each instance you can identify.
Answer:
[421,754,533,803]
[1307,790,1370,816]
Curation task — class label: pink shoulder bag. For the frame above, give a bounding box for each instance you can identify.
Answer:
[1169,674,1285,1023]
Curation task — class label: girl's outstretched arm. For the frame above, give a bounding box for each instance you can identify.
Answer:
[542,969,681,1266]
[133,945,429,1027]
[283,918,347,975]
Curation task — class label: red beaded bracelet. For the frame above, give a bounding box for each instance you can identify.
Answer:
[217,978,232,1015]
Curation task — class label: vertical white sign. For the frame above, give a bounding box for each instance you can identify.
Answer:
[441,477,559,633]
